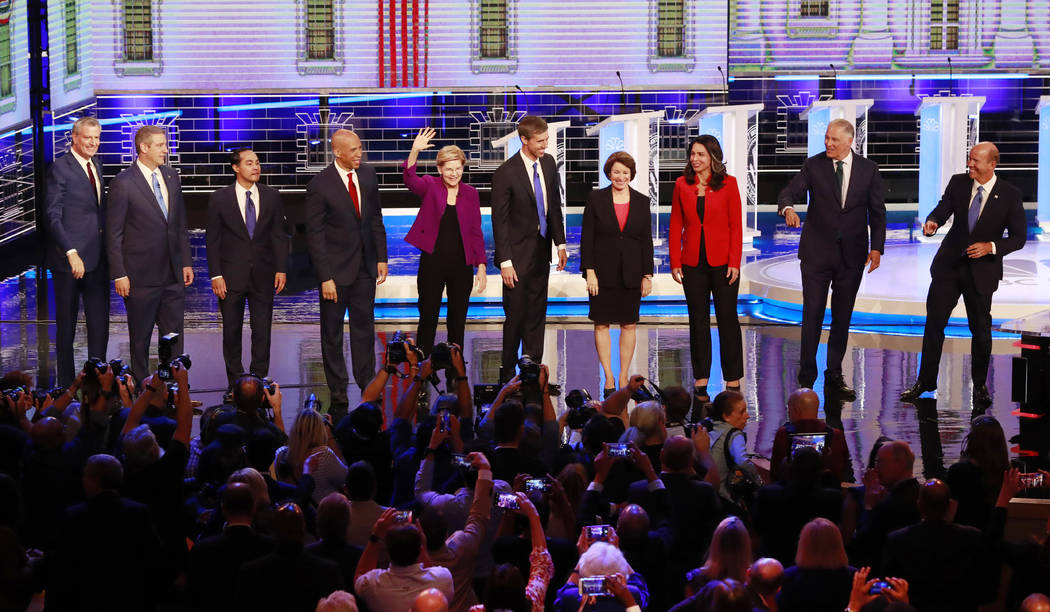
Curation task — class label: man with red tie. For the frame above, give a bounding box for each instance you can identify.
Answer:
[304,129,388,420]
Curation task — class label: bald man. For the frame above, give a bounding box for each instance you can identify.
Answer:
[305,129,388,421]
[411,588,449,612]
[769,388,850,482]
[1022,594,1050,612]
[902,142,1026,405]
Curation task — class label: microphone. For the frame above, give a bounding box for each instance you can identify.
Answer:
[828,63,837,100]
[616,71,627,111]
[514,84,530,114]
[946,57,953,95]
[717,66,728,105]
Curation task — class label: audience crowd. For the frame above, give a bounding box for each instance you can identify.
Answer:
[0,340,1049,612]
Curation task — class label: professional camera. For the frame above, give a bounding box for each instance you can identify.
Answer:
[303,392,322,412]
[631,378,666,404]
[83,357,109,379]
[565,403,597,431]
[517,355,541,386]
[158,333,192,381]
[430,342,455,372]
[108,358,131,377]
[565,388,592,411]
[387,331,424,365]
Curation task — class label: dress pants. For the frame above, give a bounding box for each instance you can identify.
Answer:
[218,281,275,387]
[52,264,110,386]
[319,264,376,415]
[415,251,473,355]
[917,261,993,387]
[501,236,551,380]
[682,263,743,381]
[798,252,864,386]
[125,273,185,383]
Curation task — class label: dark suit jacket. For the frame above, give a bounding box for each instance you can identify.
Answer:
[670,174,743,269]
[580,186,654,288]
[927,173,1026,295]
[490,152,566,268]
[188,525,275,612]
[45,152,106,273]
[46,492,164,611]
[304,163,387,285]
[753,481,843,565]
[236,545,344,612]
[883,520,995,612]
[105,163,191,285]
[778,153,886,268]
[848,477,920,572]
[205,183,290,293]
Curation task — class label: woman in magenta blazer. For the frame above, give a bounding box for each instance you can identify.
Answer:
[669,135,743,401]
[402,127,487,355]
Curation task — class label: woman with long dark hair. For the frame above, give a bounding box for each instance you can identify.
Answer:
[669,135,743,402]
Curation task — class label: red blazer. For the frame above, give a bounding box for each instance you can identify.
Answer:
[669,174,742,269]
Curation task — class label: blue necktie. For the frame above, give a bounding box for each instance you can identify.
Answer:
[245,190,257,239]
[152,171,168,219]
[533,161,547,238]
[967,185,983,232]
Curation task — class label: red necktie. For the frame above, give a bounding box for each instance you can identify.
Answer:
[87,161,98,204]
[348,172,361,218]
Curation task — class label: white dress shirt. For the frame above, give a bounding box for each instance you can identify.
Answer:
[499,150,566,269]
[970,173,999,254]
[136,159,169,216]
[211,181,261,280]
[334,162,362,211]
[66,150,101,256]
[835,151,853,207]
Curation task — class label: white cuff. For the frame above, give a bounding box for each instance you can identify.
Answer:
[646,479,665,492]
[66,249,78,256]
[210,275,223,281]
[500,260,513,269]
[990,242,997,255]
[626,606,641,612]
[557,244,567,251]
[587,481,604,493]
[477,469,493,482]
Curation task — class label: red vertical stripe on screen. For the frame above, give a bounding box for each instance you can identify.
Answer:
[401,0,408,87]
[412,0,419,87]
[389,0,397,86]
[378,0,385,87]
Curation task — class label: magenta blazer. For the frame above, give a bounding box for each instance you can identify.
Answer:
[401,162,486,266]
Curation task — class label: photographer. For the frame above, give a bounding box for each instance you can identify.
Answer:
[207,374,287,447]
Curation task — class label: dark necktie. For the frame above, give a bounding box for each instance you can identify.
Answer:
[86,161,98,204]
[967,185,984,232]
[245,190,257,239]
[835,160,844,205]
[534,161,547,238]
[348,172,361,218]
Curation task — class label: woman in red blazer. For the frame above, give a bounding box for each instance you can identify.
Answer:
[402,128,487,355]
[669,135,743,401]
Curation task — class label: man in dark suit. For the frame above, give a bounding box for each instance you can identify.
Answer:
[206,148,290,388]
[901,142,1026,404]
[45,116,109,386]
[848,440,920,573]
[490,115,567,381]
[778,118,886,399]
[106,125,193,382]
[305,129,388,419]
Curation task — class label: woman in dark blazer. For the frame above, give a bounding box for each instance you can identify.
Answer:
[669,135,743,402]
[580,151,654,396]
[402,127,487,355]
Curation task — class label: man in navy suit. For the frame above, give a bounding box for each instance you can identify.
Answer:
[778,118,886,399]
[305,129,388,419]
[106,125,193,382]
[490,115,567,381]
[901,142,1026,404]
[45,116,109,386]
[206,148,289,388]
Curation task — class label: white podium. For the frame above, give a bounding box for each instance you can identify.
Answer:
[1037,96,1050,240]
[586,111,666,244]
[689,103,764,244]
[916,96,986,228]
[491,120,572,219]
[801,99,875,158]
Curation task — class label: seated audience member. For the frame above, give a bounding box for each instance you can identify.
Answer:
[672,578,753,612]
[20,413,94,550]
[617,503,674,610]
[553,542,648,611]
[273,408,346,503]
[686,516,751,594]
[753,446,842,565]
[346,461,389,549]
[489,399,549,483]
[769,388,850,484]
[419,451,497,612]
[848,440,919,572]
[844,567,911,612]
[472,492,554,612]
[707,390,762,508]
[945,414,1008,530]
[778,518,855,612]
[355,508,455,611]
[316,590,359,612]
[747,557,783,612]
[335,401,393,505]
[882,479,995,612]
[188,482,275,611]
[46,454,163,611]
[238,502,344,610]
[306,492,364,598]
[414,587,450,612]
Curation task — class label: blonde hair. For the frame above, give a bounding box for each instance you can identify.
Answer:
[436,145,466,167]
[229,467,271,509]
[630,401,666,440]
[288,409,329,478]
[796,518,849,569]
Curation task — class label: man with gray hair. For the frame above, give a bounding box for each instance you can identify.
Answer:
[778,117,886,399]
[45,116,109,385]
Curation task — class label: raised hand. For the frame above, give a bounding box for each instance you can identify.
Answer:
[411,127,437,153]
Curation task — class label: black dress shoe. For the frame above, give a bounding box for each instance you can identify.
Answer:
[900,380,936,401]
[603,388,616,400]
[824,376,856,401]
[972,384,992,405]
